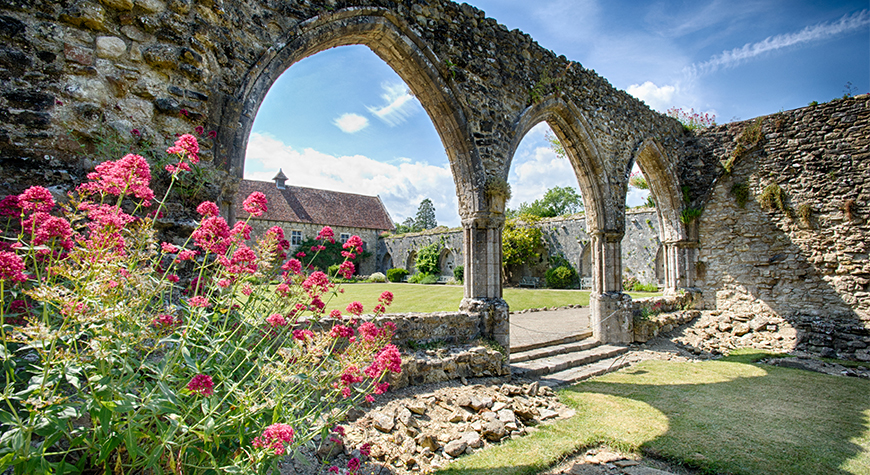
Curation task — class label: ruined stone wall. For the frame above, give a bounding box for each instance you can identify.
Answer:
[695,95,870,360]
[0,0,682,229]
[381,209,662,286]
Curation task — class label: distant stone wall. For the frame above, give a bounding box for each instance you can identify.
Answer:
[695,95,870,360]
[381,209,662,286]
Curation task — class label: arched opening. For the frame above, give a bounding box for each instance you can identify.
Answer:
[406,251,417,275]
[655,245,665,287]
[380,252,393,274]
[579,244,592,289]
[219,8,482,226]
[438,248,456,277]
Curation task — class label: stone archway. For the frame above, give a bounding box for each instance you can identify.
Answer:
[439,248,456,277]
[509,97,632,343]
[406,251,417,275]
[632,139,697,293]
[380,252,393,274]
[218,7,482,223]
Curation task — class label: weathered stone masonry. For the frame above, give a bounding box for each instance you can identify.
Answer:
[3,0,867,360]
[692,96,870,360]
[0,0,696,351]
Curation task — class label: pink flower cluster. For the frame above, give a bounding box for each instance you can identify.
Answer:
[242,191,268,217]
[187,374,214,396]
[0,251,27,282]
[316,226,335,243]
[252,423,295,456]
[79,154,155,204]
[165,134,200,174]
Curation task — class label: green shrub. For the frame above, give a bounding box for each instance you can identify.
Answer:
[414,242,442,275]
[453,265,464,282]
[408,272,438,284]
[327,264,340,276]
[623,276,640,291]
[368,272,387,283]
[632,282,659,292]
[386,267,408,282]
[546,265,577,289]
[759,183,786,212]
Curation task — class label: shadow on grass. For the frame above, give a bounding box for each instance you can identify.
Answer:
[558,357,869,475]
[436,354,869,475]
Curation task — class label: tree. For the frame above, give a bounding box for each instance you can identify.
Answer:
[394,217,416,234]
[629,171,655,208]
[414,198,437,230]
[509,186,584,218]
[502,218,544,281]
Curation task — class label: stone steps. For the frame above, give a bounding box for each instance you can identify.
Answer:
[538,355,632,387]
[510,337,600,363]
[510,341,629,380]
[511,329,594,354]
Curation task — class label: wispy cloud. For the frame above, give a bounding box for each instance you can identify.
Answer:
[333,113,369,133]
[686,10,870,77]
[367,82,419,126]
[244,133,459,226]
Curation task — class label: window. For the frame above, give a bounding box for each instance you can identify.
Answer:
[291,230,302,246]
[340,233,350,244]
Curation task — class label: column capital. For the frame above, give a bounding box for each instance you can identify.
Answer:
[662,239,699,249]
[589,230,624,243]
[460,212,505,229]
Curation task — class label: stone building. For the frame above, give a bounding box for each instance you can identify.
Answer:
[234,170,394,275]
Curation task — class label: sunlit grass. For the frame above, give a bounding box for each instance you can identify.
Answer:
[438,356,870,475]
[321,283,661,314]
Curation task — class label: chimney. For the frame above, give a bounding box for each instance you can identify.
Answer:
[273,169,288,189]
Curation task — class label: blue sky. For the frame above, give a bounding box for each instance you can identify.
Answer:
[245,0,869,228]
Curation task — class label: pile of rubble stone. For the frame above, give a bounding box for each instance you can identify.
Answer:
[277,378,575,474]
[672,310,797,355]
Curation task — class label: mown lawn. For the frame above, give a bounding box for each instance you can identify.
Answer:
[321,283,660,314]
[438,350,870,475]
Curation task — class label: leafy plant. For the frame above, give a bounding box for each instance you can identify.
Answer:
[545,265,577,289]
[368,272,387,283]
[0,136,401,474]
[407,273,438,285]
[453,265,464,283]
[680,207,703,224]
[414,242,442,276]
[485,176,512,201]
[759,183,787,212]
[797,203,813,226]
[386,268,408,283]
[502,219,544,282]
[295,235,370,275]
[730,180,750,208]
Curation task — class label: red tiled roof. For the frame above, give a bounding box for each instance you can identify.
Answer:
[235,179,394,231]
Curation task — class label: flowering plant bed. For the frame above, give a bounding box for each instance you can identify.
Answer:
[0,134,399,474]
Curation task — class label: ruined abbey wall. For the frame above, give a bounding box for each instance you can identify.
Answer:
[695,95,870,359]
[381,209,662,287]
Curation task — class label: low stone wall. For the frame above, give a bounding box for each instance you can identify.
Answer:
[389,345,509,390]
[630,291,704,342]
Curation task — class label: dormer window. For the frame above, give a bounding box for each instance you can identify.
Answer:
[273,169,288,190]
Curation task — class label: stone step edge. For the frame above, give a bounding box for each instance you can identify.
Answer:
[510,345,629,378]
[538,355,632,387]
[510,330,594,354]
[510,337,600,363]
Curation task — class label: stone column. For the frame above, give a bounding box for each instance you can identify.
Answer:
[662,240,698,293]
[459,213,509,355]
[589,231,632,343]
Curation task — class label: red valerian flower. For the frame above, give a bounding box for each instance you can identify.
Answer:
[196,201,220,217]
[0,251,27,282]
[343,235,363,253]
[316,226,335,243]
[195,125,204,136]
[347,457,361,472]
[161,242,179,253]
[191,216,231,255]
[252,423,295,456]
[378,291,394,305]
[22,212,75,250]
[80,154,155,204]
[359,443,372,456]
[282,258,302,274]
[0,195,21,217]
[338,261,354,279]
[187,374,214,396]
[188,296,210,308]
[292,329,314,341]
[329,309,342,319]
[266,313,287,327]
[242,191,268,217]
[346,301,363,316]
[18,186,55,214]
[329,325,354,339]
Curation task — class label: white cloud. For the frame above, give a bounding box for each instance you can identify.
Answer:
[686,9,870,77]
[244,133,459,226]
[333,113,369,133]
[367,82,419,126]
[508,123,580,209]
[626,81,676,112]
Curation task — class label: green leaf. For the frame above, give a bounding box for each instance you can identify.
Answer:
[97,436,121,464]
[181,346,196,371]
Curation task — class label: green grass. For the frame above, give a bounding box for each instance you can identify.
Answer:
[321,283,660,314]
[437,358,870,475]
